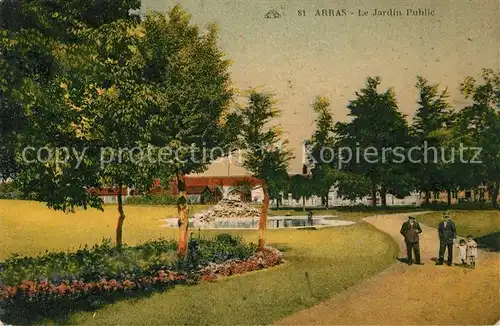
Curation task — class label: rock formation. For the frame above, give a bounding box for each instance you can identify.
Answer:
[193,197,260,222]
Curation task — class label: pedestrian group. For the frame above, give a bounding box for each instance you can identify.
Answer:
[400,212,478,268]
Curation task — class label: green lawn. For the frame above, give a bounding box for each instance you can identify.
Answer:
[0,200,399,324]
[416,210,500,250]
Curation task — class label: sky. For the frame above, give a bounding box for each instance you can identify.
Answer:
[141,0,499,175]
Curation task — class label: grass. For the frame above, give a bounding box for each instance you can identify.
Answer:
[0,200,399,324]
[416,210,500,250]
[0,200,210,260]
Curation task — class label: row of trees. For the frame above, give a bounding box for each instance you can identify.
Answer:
[0,1,292,253]
[249,71,498,211]
[299,72,499,209]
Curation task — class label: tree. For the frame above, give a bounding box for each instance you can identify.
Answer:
[1,3,219,248]
[0,0,143,218]
[139,8,235,256]
[306,96,338,207]
[335,171,372,203]
[411,76,454,205]
[268,174,289,208]
[238,90,293,249]
[334,77,412,207]
[8,11,170,247]
[0,0,140,33]
[456,69,500,208]
[290,174,314,211]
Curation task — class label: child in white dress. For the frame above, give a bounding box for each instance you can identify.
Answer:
[466,235,478,269]
[457,239,467,266]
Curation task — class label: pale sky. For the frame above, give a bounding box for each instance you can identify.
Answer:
[142,0,499,175]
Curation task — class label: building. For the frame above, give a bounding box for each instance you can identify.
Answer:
[170,176,264,203]
[271,187,421,208]
[427,186,491,204]
[88,186,134,204]
[186,186,223,204]
[86,176,263,204]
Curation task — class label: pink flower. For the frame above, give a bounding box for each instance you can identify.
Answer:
[55,284,68,295]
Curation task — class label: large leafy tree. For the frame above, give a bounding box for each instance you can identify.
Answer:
[411,76,454,205]
[334,77,412,207]
[238,90,293,249]
[139,8,235,256]
[306,96,338,207]
[78,19,172,247]
[1,0,168,247]
[455,69,500,208]
[0,0,139,191]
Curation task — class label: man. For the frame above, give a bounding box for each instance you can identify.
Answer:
[436,212,457,266]
[400,215,423,265]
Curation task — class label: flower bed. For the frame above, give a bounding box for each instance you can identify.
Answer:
[0,270,188,320]
[0,234,283,324]
[201,247,284,281]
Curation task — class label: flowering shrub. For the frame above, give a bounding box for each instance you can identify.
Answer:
[0,270,187,322]
[200,247,284,281]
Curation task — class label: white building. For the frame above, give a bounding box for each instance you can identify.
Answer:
[270,187,421,208]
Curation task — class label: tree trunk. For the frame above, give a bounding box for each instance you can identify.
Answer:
[302,197,306,211]
[447,189,452,207]
[371,187,377,207]
[380,185,387,207]
[424,190,430,205]
[492,181,499,209]
[116,184,126,247]
[258,184,270,250]
[325,194,329,209]
[177,175,189,257]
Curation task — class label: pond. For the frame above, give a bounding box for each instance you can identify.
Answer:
[162,215,355,229]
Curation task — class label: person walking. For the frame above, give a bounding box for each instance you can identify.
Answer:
[400,215,423,265]
[436,212,456,266]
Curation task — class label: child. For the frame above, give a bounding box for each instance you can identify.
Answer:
[457,239,467,266]
[466,235,478,269]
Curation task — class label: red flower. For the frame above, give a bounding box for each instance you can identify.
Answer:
[55,284,68,295]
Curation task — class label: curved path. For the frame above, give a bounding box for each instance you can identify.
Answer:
[277,213,500,325]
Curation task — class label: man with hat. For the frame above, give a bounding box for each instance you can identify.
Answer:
[400,215,423,265]
[436,211,456,266]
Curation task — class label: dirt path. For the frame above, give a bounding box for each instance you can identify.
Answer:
[277,213,500,325]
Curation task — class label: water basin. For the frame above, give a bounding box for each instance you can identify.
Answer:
[162,215,355,229]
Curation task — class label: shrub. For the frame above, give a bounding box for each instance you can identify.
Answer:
[177,234,258,272]
[126,193,178,205]
[0,239,180,286]
[0,181,22,199]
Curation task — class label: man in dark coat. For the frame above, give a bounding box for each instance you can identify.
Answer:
[436,212,457,266]
[400,215,423,265]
